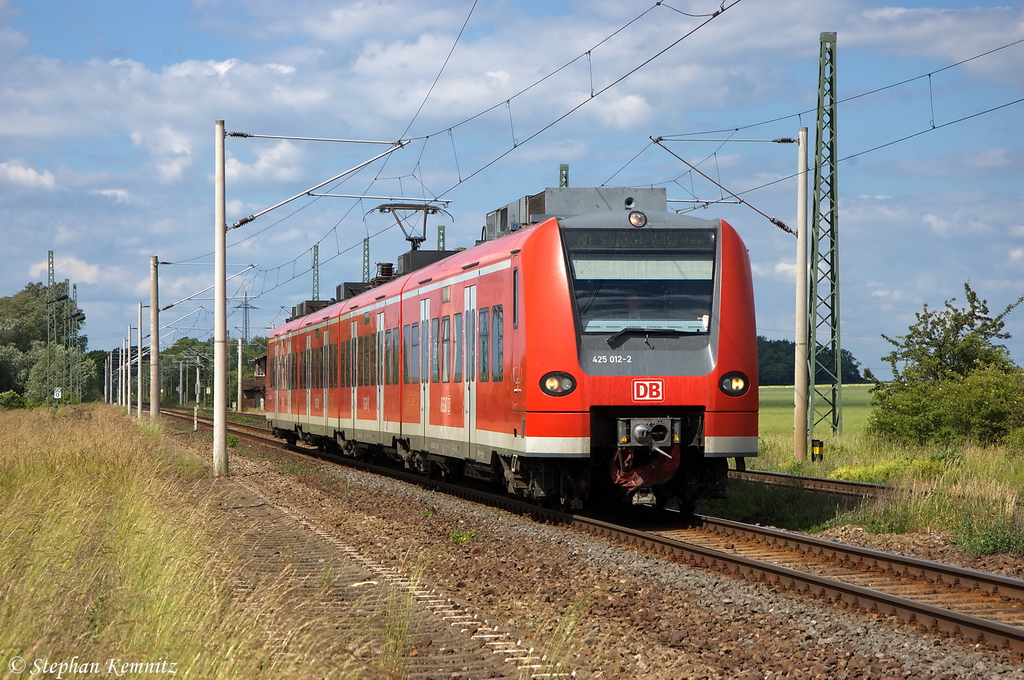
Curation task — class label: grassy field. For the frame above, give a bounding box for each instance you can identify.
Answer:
[698,384,1024,553]
[0,405,383,678]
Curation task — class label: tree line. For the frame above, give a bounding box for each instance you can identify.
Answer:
[757,336,868,386]
[0,283,102,406]
[3,279,1022,451]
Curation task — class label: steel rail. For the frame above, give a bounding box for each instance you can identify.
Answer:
[730,467,893,499]
[574,514,1024,654]
[698,515,1024,602]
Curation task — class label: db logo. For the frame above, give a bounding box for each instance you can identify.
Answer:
[632,379,664,402]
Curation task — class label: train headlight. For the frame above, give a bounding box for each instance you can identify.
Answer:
[540,372,577,396]
[719,372,749,396]
[628,211,647,228]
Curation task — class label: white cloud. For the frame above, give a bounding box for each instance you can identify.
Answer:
[92,188,131,203]
[225,141,305,184]
[773,260,797,281]
[0,161,56,189]
[28,255,101,284]
[130,125,194,182]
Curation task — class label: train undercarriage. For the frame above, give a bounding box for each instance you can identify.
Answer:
[271,406,733,513]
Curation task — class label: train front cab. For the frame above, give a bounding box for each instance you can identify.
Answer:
[515,209,758,509]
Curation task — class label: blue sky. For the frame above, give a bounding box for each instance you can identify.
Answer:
[2,0,1023,379]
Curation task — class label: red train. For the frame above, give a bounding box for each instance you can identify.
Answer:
[266,187,758,510]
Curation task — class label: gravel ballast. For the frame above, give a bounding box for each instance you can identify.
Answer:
[222,438,1024,679]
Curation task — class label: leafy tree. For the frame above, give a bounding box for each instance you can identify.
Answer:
[23,342,97,404]
[869,282,1024,445]
[0,282,90,399]
[0,283,48,351]
[878,281,1022,383]
[158,335,266,407]
[0,344,33,394]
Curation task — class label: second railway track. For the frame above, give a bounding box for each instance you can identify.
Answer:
[160,406,1024,655]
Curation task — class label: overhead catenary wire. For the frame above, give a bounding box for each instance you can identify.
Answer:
[436,0,744,196]
[190,0,740,310]
[658,35,1024,139]
[667,94,1024,214]
[652,136,795,235]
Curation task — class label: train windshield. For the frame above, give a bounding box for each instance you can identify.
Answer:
[562,228,716,334]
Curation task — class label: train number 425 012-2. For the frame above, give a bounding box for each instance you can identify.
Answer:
[592,355,632,364]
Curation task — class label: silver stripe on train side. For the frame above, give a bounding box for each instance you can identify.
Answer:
[272,260,510,342]
[400,260,512,301]
[704,436,758,457]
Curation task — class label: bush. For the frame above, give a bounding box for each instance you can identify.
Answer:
[869,367,1024,446]
[1006,427,1024,459]
[0,390,26,410]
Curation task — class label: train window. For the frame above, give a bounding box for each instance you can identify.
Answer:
[329,343,337,389]
[512,268,519,329]
[384,329,392,385]
[492,305,503,382]
[562,227,716,335]
[318,347,324,390]
[402,325,411,384]
[392,327,400,385]
[410,323,420,384]
[478,307,490,382]
[359,336,367,387]
[354,335,362,387]
[431,317,440,383]
[465,309,475,382]
[441,316,451,383]
[365,334,372,387]
[453,313,463,383]
[344,337,350,389]
[300,348,306,390]
[370,332,378,386]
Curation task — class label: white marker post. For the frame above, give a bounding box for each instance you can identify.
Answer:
[150,256,160,419]
[213,120,229,477]
[794,127,810,462]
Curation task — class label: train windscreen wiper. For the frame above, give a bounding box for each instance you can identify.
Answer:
[605,327,700,346]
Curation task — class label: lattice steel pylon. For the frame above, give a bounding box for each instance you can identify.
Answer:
[362,237,370,283]
[46,251,59,405]
[809,31,842,435]
[312,244,319,300]
[71,283,81,403]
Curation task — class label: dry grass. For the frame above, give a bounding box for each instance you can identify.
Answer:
[0,405,364,678]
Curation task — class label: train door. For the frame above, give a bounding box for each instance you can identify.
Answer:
[419,298,431,444]
[464,285,477,450]
[304,334,311,426]
[322,328,329,423]
[376,312,385,437]
[349,320,358,430]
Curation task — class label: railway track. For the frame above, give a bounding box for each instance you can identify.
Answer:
[158,406,1024,655]
[729,468,893,499]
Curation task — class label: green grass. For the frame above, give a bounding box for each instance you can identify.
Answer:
[722,384,1024,554]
